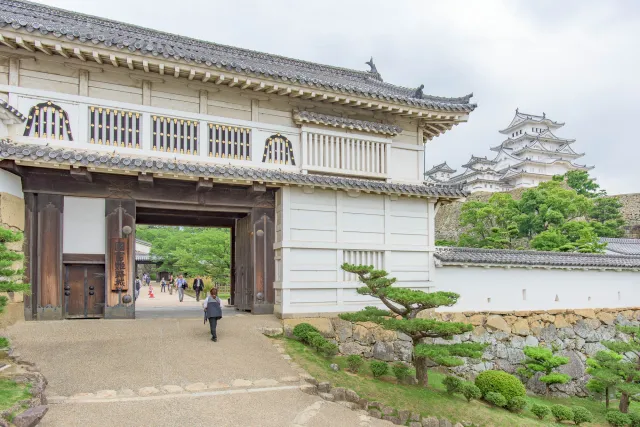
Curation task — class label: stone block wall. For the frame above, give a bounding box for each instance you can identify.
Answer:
[0,188,26,326]
[285,307,640,397]
[614,193,640,238]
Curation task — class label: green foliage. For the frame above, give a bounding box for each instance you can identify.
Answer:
[0,337,8,348]
[600,326,640,413]
[484,391,507,407]
[391,362,410,382]
[369,361,388,378]
[530,403,551,420]
[339,264,484,387]
[136,226,231,283]
[435,239,457,247]
[606,410,631,427]
[506,396,527,413]
[442,375,462,395]
[572,406,594,425]
[550,404,574,423]
[346,355,364,373]
[292,323,320,343]
[460,383,481,403]
[554,170,605,198]
[517,345,570,394]
[586,350,624,408]
[0,226,30,315]
[304,331,337,357]
[475,370,526,402]
[630,413,640,427]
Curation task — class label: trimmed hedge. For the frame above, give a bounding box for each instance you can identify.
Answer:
[292,323,320,342]
[475,370,526,402]
[550,405,573,423]
[485,392,507,408]
[370,361,389,378]
[606,410,631,427]
[346,355,364,373]
[442,376,463,395]
[461,383,481,403]
[506,396,527,413]
[392,362,410,382]
[572,406,593,425]
[530,403,550,420]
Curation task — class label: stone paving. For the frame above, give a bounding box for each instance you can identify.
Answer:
[7,295,393,426]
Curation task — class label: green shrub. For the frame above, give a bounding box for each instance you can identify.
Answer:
[550,404,574,423]
[475,370,526,402]
[319,341,338,357]
[485,391,507,407]
[506,396,527,413]
[572,406,593,425]
[307,332,326,350]
[530,403,550,420]
[442,375,463,395]
[0,337,9,349]
[630,413,640,427]
[392,362,410,382]
[461,383,481,403]
[292,323,319,343]
[370,361,389,378]
[606,410,631,427]
[346,355,364,373]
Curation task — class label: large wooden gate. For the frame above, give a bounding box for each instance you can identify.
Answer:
[64,264,105,318]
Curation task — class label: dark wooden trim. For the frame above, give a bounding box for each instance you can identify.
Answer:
[63,253,106,264]
[196,178,212,192]
[70,167,92,182]
[0,159,24,177]
[138,174,153,188]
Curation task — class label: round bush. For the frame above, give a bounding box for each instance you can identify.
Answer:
[630,413,640,427]
[475,370,526,402]
[442,376,463,395]
[307,332,326,350]
[530,403,550,420]
[550,404,574,423]
[461,383,482,403]
[392,362,410,381]
[292,323,320,343]
[319,341,338,357]
[485,391,507,407]
[346,355,364,373]
[606,410,631,427]
[572,406,593,425]
[507,396,527,413]
[370,361,389,378]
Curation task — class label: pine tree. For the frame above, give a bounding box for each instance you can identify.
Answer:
[586,350,624,409]
[339,264,485,387]
[0,226,30,314]
[601,326,640,413]
[516,346,570,395]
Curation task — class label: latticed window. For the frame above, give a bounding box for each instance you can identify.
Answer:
[152,115,198,154]
[208,124,251,160]
[23,101,73,141]
[262,134,295,165]
[89,107,141,148]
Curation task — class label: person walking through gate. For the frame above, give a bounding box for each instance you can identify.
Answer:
[145,273,151,287]
[193,276,204,302]
[203,288,222,342]
[168,274,174,295]
[160,277,167,293]
[176,275,187,302]
[134,276,142,300]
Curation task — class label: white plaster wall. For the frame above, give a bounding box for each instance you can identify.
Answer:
[275,186,434,316]
[63,196,106,254]
[0,169,23,198]
[433,265,640,312]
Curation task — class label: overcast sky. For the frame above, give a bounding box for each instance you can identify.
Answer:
[33,0,640,194]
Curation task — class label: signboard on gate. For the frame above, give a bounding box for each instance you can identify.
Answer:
[110,238,129,292]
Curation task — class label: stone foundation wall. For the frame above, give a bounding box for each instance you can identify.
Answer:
[284,307,640,397]
[615,193,640,238]
[0,189,26,324]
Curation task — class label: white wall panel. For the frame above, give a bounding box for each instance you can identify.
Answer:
[0,169,23,198]
[63,196,105,254]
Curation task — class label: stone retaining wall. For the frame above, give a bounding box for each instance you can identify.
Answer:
[284,307,640,397]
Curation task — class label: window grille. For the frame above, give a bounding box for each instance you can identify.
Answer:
[152,115,198,154]
[208,124,251,160]
[262,134,295,165]
[342,250,384,281]
[89,107,140,148]
[23,101,73,141]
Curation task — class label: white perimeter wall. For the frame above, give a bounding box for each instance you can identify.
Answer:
[0,168,23,199]
[434,266,640,312]
[63,196,105,254]
[275,187,436,316]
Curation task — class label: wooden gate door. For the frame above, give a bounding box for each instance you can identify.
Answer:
[64,265,106,318]
[235,215,252,311]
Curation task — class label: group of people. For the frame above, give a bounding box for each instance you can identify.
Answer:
[133,273,222,342]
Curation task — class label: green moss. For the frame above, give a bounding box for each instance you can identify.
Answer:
[0,379,31,411]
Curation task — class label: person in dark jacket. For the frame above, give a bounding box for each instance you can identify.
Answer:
[203,288,222,341]
[193,276,204,302]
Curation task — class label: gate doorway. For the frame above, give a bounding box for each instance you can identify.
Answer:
[64,264,105,318]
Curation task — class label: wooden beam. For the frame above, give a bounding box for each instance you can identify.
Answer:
[278,87,291,96]
[174,66,180,78]
[302,92,316,99]
[0,35,16,49]
[188,69,196,80]
[340,98,351,105]
[91,51,103,64]
[138,173,153,188]
[109,54,118,67]
[53,44,69,58]
[228,77,239,87]
[159,63,164,75]
[142,60,149,72]
[249,182,267,193]
[0,160,23,177]
[215,74,225,84]
[253,82,266,92]
[265,85,279,94]
[34,40,52,55]
[291,89,304,98]
[202,72,211,83]
[15,37,34,52]
[327,96,340,103]
[196,178,213,192]
[126,57,134,70]
[240,79,252,90]
[73,48,86,61]
[69,167,92,183]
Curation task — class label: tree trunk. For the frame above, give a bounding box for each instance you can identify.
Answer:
[414,356,429,387]
[619,392,630,413]
[605,386,609,409]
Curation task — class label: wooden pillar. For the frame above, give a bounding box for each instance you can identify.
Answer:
[36,194,64,320]
[23,193,36,320]
[251,207,275,314]
[229,222,235,306]
[104,199,136,319]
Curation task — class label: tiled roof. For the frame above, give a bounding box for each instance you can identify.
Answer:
[461,156,496,168]
[0,140,468,198]
[293,110,402,136]
[135,252,160,263]
[424,162,456,175]
[601,238,640,256]
[500,110,564,134]
[0,0,476,113]
[0,99,26,123]
[434,247,640,270]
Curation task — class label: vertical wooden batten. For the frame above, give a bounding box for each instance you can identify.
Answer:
[23,193,36,320]
[36,194,63,320]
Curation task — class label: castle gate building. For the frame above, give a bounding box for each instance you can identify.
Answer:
[0,0,474,320]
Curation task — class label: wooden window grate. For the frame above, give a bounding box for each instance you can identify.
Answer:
[152,115,198,155]
[23,101,73,141]
[342,250,384,281]
[89,107,140,148]
[208,124,251,160]
[262,134,295,165]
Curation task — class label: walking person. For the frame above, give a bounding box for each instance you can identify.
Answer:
[193,276,204,302]
[145,273,151,287]
[168,274,174,295]
[176,275,187,302]
[203,288,222,342]
[160,277,166,293]
[134,276,142,301]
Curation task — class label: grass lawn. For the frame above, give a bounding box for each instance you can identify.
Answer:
[0,379,31,412]
[284,338,637,426]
